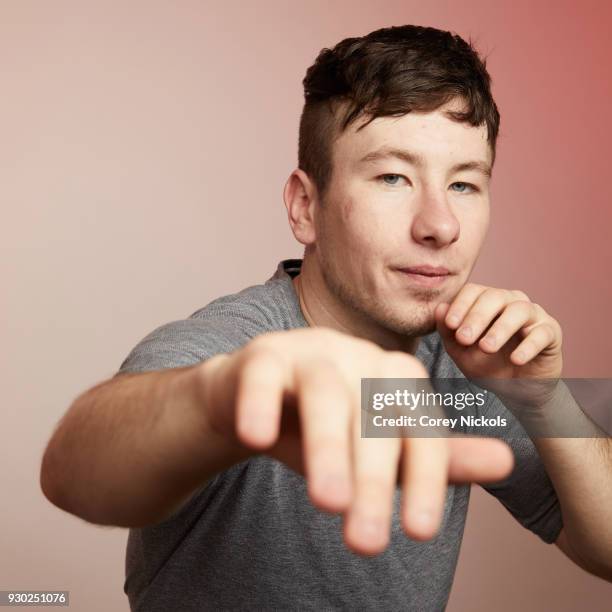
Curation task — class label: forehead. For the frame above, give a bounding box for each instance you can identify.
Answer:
[333,101,491,171]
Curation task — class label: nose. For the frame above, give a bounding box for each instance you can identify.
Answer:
[411,189,460,247]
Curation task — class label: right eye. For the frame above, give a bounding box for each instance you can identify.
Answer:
[377,173,409,187]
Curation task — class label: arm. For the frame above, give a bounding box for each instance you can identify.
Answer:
[434,286,612,581]
[530,384,612,581]
[42,326,516,557]
[40,354,251,528]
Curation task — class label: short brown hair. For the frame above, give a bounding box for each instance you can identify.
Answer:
[298,25,500,202]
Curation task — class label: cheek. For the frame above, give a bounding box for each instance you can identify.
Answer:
[340,198,391,247]
[458,206,489,252]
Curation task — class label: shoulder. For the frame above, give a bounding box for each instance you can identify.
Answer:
[116,263,303,375]
[188,272,302,336]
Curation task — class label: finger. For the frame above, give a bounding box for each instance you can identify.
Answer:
[510,324,557,365]
[400,436,450,541]
[434,302,456,345]
[296,359,353,512]
[453,288,515,346]
[341,350,428,554]
[478,300,537,353]
[343,432,401,556]
[234,346,287,449]
[446,436,514,482]
[443,283,487,330]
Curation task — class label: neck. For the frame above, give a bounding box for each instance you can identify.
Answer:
[291,256,421,355]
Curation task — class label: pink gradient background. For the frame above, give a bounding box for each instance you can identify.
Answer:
[2,1,611,610]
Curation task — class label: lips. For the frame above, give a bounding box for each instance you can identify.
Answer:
[397,265,450,276]
[395,266,452,289]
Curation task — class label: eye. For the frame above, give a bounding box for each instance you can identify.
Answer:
[450,181,479,194]
[377,173,408,186]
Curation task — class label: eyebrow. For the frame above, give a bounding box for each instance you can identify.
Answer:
[358,146,492,179]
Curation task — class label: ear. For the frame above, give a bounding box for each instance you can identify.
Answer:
[283,168,318,247]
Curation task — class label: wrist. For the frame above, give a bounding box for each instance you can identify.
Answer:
[158,357,247,477]
[501,380,598,438]
[187,354,254,464]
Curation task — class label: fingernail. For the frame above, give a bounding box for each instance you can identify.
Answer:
[448,314,459,326]
[239,414,271,442]
[412,508,434,531]
[459,326,472,339]
[358,517,385,541]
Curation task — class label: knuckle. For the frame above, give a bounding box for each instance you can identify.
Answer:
[483,287,501,299]
[242,337,282,367]
[383,351,427,376]
[338,329,378,352]
[246,332,275,352]
[301,361,352,399]
[357,335,383,354]
[512,289,530,301]
[299,356,342,382]
[313,326,341,341]
[488,320,509,337]
[451,302,470,317]
[308,327,352,354]
[543,323,557,342]
[520,337,536,351]
[465,282,483,292]
[532,302,548,318]
[508,299,532,313]
[464,311,486,327]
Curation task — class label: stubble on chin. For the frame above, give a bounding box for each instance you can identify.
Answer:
[373,297,439,337]
[319,257,441,338]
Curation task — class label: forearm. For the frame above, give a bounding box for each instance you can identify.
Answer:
[525,383,612,578]
[535,436,612,577]
[40,356,249,528]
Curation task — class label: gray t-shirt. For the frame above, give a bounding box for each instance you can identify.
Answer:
[118,258,563,611]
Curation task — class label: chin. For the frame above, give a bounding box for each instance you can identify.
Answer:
[387,317,437,337]
[372,302,438,337]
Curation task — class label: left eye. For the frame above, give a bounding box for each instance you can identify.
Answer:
[450,182,478,193]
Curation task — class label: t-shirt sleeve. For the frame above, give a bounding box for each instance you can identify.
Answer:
[113,314,261,526]
[474,390,564,544]
[115,316,253,375]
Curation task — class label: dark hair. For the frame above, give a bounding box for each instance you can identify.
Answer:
[298,25,500,202]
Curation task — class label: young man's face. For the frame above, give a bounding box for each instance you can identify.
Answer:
[311,98,492,338]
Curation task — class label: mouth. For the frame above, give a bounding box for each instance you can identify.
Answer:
[395,266,453,288]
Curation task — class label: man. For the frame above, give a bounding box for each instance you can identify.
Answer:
[40,24,611,610]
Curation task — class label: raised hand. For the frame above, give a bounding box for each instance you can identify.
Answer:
[434,284,564,408]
